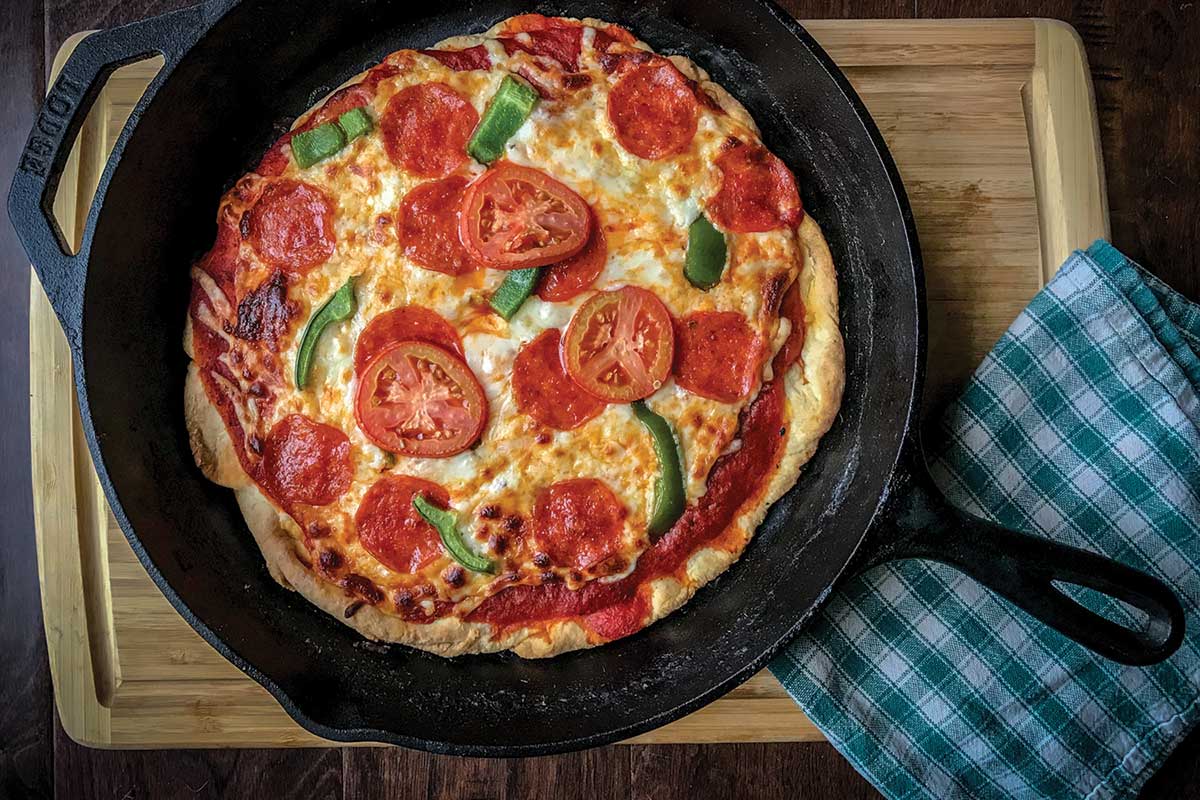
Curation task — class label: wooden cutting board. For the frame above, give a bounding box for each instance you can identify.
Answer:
[31,18,1108,748]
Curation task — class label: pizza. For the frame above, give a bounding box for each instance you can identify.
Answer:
[183,14,844,658]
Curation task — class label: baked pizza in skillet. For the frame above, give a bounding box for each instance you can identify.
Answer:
[184,14,844,657]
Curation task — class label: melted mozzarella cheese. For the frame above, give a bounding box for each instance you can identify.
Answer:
[221,29,803,599]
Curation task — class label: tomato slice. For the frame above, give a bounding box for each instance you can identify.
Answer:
[562,286,674,402]
[354,341,488,457]
[459,162,592,270]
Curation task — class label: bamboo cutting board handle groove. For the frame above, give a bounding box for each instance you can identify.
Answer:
[30,18,1108,749]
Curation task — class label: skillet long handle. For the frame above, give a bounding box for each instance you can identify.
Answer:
[866,458,1185,666]
[6,4,205,348]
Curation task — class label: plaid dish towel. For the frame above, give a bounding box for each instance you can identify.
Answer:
[771,242,1200,800]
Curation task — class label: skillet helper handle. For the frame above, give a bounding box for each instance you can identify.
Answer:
[6,5,205,343]
[869,462,1185,666]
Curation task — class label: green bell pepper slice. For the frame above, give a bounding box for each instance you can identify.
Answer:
[294,277,356,389]
[684,213,727,290]
[632,401,686,537]
[291,107,374,169]
[413,495,497,574]
[489,267,542,320]
[291,121,347,169]
[467,74,539,165]
[337,107,373,141]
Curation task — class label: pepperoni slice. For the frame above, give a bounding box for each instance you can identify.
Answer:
[708,144,803,233]
[608,59,698,160]
[304,84,373,130]
[513,330,605,431]
[592,24,636,54]
[355,475,448,574]
[498,15,583,70]
[261,414,352,507]
[197,214,242,293]
[420,45,492,71]
[532,478,626,570]
[354,306,465,375]
[256,139,291,178]
[772,280,806,373]
[536,214,607,302]
[247,179,336,274]
[381,83,478,178]
[363,62,402,90]
[674,311,763,403]
[396,176,479,276]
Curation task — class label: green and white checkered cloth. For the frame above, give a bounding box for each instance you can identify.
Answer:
[771,242,1200,799]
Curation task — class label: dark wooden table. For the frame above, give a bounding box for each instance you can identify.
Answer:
[2,1,1197,797]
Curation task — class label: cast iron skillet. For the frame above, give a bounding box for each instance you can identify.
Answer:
[10,0,1186,755]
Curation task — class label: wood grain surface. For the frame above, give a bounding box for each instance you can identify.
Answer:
[3,1,1199,798]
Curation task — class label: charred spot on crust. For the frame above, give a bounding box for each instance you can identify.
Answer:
[373,214,393,246]
[598,49,652,74]
[693,83,725,114]
[344,600,365,618]
[721,135,742,152]
[230,271,298,350]
[233,176,258,203]
[341,573,384,605]
[442,565,465,587]
[600,557,628,575]
[762,274,788,315]
[317,549,343,574]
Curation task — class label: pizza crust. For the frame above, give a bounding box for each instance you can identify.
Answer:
[187,213,841,657]
[184,363,251,490]
[183,18,844,658]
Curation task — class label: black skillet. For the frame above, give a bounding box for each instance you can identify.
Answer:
[10,0,1186,755]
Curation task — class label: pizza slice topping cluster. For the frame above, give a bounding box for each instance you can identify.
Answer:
[187,14,809,646]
